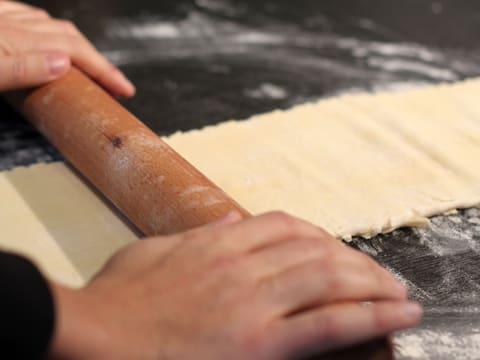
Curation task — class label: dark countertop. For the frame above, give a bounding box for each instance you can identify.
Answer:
[2,1,480,358]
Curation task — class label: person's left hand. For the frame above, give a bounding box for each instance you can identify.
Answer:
[0,0,135,96]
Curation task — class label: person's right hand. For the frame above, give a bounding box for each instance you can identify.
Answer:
[0,0,134,96]
[49,211,421,360]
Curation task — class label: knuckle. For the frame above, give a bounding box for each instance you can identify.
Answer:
[326,271,345,293]
[320,312,341,342]
[268,211,298,235]
[208,224,225,241]
[300,237,320,250]
[210,226,242,255]
[54,19,80,36]
[209,253,239,272]
[218,238,238,257]
[181,227,202,242]
[184,223,224,242]
[254,274,280,298]
[316,255,336,273]
[299,238,331,259]
[58,19,78,33]
[267,210,290,221]
[208,241,245,270]
[48,35,74,56]
[204,226,230,251]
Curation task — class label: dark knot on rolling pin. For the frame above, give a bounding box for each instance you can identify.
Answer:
[111,136,122,148]
[104,133,124,149]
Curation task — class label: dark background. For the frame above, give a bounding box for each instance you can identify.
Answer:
[2,1,480,358]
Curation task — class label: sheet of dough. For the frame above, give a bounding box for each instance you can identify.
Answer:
[165,79,480,238]
[0,163,139,287]
[2,78,480,287]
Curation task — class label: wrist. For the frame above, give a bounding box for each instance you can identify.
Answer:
[47,282,109,360]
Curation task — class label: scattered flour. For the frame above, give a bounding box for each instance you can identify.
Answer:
[395,330,480,360]
[367,57,458,81]
[414,210,480,256]
[244,83,288,100]
[102,10,480,87]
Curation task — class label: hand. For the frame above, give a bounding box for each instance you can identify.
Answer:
[49,212,421,360]
[0,0,134,96]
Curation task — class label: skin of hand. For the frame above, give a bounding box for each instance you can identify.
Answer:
[48,211,422,360]
[0,0,134,96]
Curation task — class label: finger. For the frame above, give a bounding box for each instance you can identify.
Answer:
[174,210,244,243]
[237,237,336,281]
[0,51,70,91]
[95,212,244,285]
[0,8,50,20]
[179,211,337,271]
[166,211,332,271]
[15,31,135,97]
[217,211,338,255]
[69,33,135,97]
[240,234,398,285]
[239,213,402,287]
[0,1,40,14]
[1,18,77,35]
[257,257,407,318]
[331,245,404,292]
[134,210,243,265]
[272,301,422,358]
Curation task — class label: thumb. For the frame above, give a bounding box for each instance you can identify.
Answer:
[0,51,70,91]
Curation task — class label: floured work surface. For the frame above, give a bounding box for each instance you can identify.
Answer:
[167,78,480,239]
[2,79,480,288]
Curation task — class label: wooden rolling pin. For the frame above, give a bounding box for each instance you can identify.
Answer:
[8,67,249,236]
[7,68,392,360]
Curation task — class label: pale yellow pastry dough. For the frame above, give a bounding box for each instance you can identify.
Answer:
[165,79,480,238]
[2,79,480,287]
[0,163,138,287]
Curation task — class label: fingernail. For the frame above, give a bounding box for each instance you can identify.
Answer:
[217,211,242,225]
[47,52,69,77]
[403,302,422,320]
